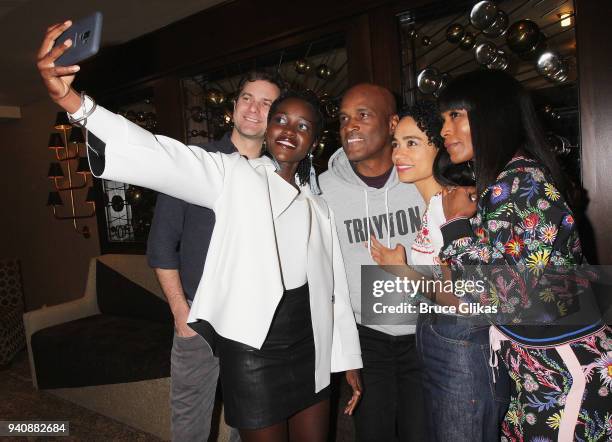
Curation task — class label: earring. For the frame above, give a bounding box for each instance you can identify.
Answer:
[309,152,321,195]
[271,154,281,172]
[467,160,476,181]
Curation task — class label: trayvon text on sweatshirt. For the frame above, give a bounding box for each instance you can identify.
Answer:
[319,148,425,336]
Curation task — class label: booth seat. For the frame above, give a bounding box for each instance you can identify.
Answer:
[23,254,232,441]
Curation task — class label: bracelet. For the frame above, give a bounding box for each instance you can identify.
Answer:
[68,91,99,156]
[67,91,97,126]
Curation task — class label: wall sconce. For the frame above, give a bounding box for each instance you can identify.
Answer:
[46,112,96,238]
[558,12,572,28]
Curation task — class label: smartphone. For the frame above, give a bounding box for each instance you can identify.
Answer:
[54,12,103,66]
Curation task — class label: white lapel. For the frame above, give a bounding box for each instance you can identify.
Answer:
[267,171,299,219]
[250,156,299,219]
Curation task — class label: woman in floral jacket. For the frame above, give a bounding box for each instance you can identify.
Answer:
[438,70,612,441]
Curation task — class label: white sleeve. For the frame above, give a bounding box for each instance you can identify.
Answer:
[329,210,363,372]
[71,98,231,209]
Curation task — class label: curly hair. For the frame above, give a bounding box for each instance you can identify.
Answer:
[266,89,325,187]
[399,100,474,187]
[399,100,444,150]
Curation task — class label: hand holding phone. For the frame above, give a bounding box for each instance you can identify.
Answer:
[53,12,103,66]
[37,20,85,110]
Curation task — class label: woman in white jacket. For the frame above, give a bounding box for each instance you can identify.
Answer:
[37,21,362,442]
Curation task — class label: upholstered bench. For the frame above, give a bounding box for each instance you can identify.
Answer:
[29,257,173,389]
[23,254,233,441]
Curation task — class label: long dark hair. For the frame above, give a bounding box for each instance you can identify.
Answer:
[266,89,324,186]
[433,150,476,187]
[400,101,475,187]
[438,70,567,200]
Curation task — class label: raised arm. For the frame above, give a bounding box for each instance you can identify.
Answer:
[36,21,82,112]
[37,21,229,208]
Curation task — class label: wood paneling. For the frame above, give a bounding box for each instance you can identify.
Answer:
[346,14,374,86]
[576,0,612,264]
[369,4,402,94]
[152,76,185,140]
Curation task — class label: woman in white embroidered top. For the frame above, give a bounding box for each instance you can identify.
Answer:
[368,102,510,441]
[37,21,362,442]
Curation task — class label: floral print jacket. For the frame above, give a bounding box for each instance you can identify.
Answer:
[439,156,602,342]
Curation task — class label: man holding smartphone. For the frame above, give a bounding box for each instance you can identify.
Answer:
[147,71,283,441]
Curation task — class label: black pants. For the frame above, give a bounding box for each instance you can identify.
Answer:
[353,325,426,442]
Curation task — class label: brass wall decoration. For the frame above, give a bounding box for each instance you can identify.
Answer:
[45,112,95,238]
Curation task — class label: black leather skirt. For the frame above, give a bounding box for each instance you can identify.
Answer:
[216,283,330,429]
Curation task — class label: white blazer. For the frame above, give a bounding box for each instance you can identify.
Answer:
[80,103,362,392]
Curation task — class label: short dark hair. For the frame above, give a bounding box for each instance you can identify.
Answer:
[266,89,325,187]
[236,70,287,97]
[438,70,566,199]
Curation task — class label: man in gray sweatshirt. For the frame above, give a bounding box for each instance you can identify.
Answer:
[319,83,426,441]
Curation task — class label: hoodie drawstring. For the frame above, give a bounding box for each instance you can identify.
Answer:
[365,188,392,251]
[364,189,371,252]
[384,188,390,248]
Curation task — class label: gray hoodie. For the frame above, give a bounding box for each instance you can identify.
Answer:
[319,148,425,336]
